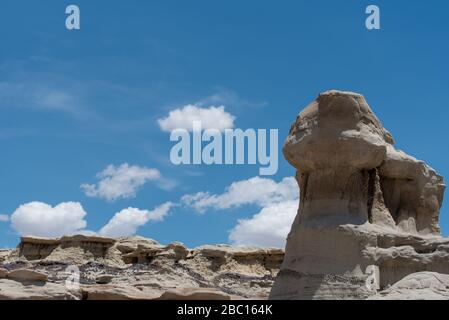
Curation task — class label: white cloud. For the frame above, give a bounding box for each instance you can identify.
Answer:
[10,202,87,238]
[181,176,298,213]
[181,176,299,248]
[81,163,162,201]
[8,200,173,239]
[145,202,174,222]
[99,202,173,237]
[0,214,9,222]
[229,200,298,248]
[157,104,235,132]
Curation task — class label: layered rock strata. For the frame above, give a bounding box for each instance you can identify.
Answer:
[0,235,283,300]
[270,90,448,300]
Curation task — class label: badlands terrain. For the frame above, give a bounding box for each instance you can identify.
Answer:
[1,233,448,300]
[0,235,283,300]
[1,90,449,300]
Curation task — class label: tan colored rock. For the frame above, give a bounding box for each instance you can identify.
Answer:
[0,249,13,264]
[282,90,444,233]
[0,268,7,279]
[19,237,60,261]
[159,242,190,261]
[7,269,48,282]
[121,244,164,264]
[60,235,115,244]
[380,146,445,234]
[115,236,160,254]
[370,272,449,300]
[0,279,80,300]
[158,287,232,300]
[18,235,116,263]
[81,284,159,300]
[187,245,283,279]
[192,245,284,261]
[96,275,114,284]
[21,236,60,245]
[0,249,21,265]
[270,90,447,300]
[365,233,449,288]
[1,235,284,300]
[17,235,123,267]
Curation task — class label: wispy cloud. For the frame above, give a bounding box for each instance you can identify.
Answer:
[0,80,80,114]
[0,58,138,120]
[198,88,268,109]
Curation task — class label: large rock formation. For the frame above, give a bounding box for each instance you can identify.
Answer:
[1,90,448,300]
[0,235,283,300]
[270,90,448,299]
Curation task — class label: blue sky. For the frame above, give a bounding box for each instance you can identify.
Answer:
[0,0,448,248]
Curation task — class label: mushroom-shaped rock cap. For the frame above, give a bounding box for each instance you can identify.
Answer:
[284,90,394,172]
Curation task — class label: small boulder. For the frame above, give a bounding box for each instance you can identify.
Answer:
[7,269,48,282]
[96,275,114,284]
[0,279,80,300]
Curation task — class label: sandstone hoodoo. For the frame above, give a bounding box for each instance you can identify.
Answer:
[270,90,448,300]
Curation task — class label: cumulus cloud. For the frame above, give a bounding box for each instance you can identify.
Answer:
[0,214,9,222]
[181,176,298,213]
[81,163,162,201]
[99,202,173,237]
[229,200,297,248]
[182,176,299,248]
[157,104,235,132]
[8,200,173,239]
[10,202,87,238]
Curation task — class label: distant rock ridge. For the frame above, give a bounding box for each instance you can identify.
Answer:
[0,235,284,300]
[270,90,449,300]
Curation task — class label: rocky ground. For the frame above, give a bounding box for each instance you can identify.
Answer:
[1,233,449,300]
[0,235,283,300]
